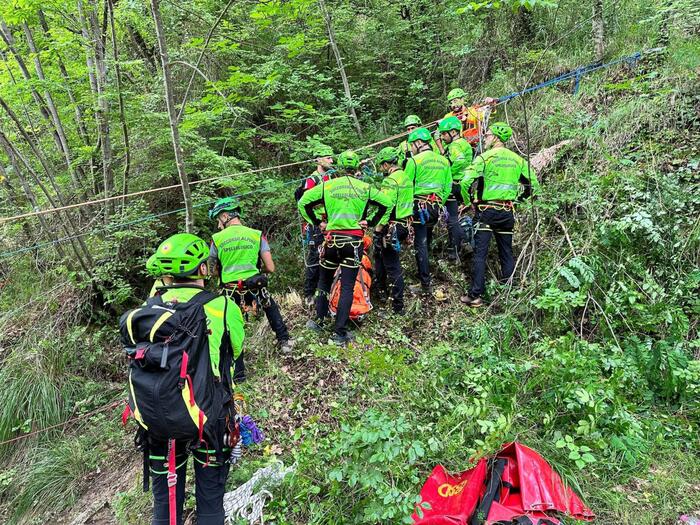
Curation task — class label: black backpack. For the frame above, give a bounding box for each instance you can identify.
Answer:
[119,288,234,454]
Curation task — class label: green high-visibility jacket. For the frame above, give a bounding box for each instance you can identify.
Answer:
[378,168,414,225]
[397,138,440,168]
[444,138,473,182]
[404,149,452,204]
[212,224,262,283]
[298,175,391,231]
[460,146,540,204]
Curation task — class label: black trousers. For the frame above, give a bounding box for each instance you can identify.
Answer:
[470,208,515,297]
[412,200,440,287]
[230,287,289,382]
[303,226,324,298]
[374,224,408,312]
[316,234,363,337]
[150,439,230,525]
[446,184,464,254]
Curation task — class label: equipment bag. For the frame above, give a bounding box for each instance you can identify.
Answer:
[329,254,373,321]
[119,289,233,449]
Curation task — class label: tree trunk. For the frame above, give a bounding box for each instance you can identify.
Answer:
[22,22,85,195]
[150,0,194,232]
[107,0,131,209]
[86,0,115,217]
[318,0,363,139]
[0,163,36,243]
[0,20,52,122]
[592,0,605,61]
[0,130,90,269]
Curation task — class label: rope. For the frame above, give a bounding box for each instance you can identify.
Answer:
[0,400,122,447]
[0,122,438,227]
[0,177,307,260]
[495,48,662,106]
[223,461,294,524]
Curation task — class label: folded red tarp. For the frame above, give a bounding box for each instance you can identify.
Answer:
[412,442,595,525]
[412,459,487,524]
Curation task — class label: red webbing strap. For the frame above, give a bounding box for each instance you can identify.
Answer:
[186,375,195,405]
[166,439,177,525]
[179,351,189,380]
[121,403,132,426]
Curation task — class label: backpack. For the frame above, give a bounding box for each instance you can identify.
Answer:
[119,288,234,453]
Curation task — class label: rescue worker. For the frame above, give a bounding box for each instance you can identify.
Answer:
[146,254,173,297]
[397,115,440,168]
[373,146,414,314]
[403,128,452,295]
[443,88,497,150]
[294,144,336,306]
[460,122,540,307]
[298,150,391,344]
[208,197,293,365]
[145,233,244,525]
[438,116,474,261]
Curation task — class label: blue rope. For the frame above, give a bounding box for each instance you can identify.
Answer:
[497,49,654,104]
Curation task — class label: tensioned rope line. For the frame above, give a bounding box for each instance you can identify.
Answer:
[0,124,441,260]
[0,400,122,447]
[0,122,439,226]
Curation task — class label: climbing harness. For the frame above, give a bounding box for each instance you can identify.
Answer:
[477,200,515,212]
[223,276,272,319]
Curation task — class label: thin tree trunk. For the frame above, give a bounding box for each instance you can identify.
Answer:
[107,0,131,207]
[592,0,605,61]
[0,163,36,243]
[150,0,194,232]
[87,0,114,217]
[0,130,90,269]
[0,20,52,122]
[318,0,363,139]
[22,22,85,195]
[37,11,92,149]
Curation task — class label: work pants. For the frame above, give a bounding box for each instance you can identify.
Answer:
[150,439,230,525]
[315,234,363,337]
[446,184,464,255]
[469,208,515,298]
[374,224,408,312]
[303,226,324,298]
[230,287,289,381]
[413,200,440,287]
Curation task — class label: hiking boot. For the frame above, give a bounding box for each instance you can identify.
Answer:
[305,319,324,332]
[329,332,354,346]
[460,295,484,308]
[279,339,295,354]
[408,283,433,296]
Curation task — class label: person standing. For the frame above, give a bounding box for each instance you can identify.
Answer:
[460,122,540,307]
[208,197,293,359]
[373,146,414,314]
[438,116,474,261]
[403,128,452,295]
[295,144,336,305]
[298,150,390,344]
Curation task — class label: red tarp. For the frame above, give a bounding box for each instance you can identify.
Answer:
[412,442,595,525]
[412,459,487,524]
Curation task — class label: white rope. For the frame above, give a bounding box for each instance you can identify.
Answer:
[223,461,294,524]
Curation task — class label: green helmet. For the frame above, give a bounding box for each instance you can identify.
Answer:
[208,196,241,221]
[403,114,422,127]
[313,144,334,158]
[438,116,463,133]
[489,121,513,142]
[337,150,360,170]
[146,254,162,278]
[375,146,399,165]
[152,233,209,278]
[407,127,432,143]
[447,88,467,102]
